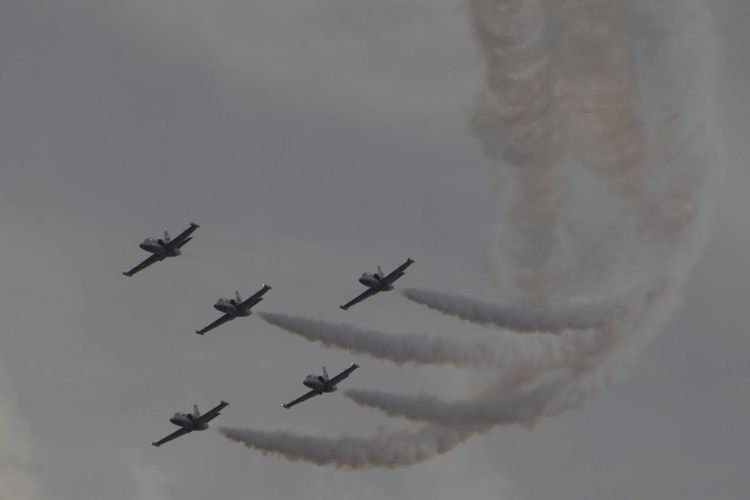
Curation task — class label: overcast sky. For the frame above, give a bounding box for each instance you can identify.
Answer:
[0,1,748,499]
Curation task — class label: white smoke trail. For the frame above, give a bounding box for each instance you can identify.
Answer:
[260,312,500,367]
[222,0,722,467]
[260,312,601,370]
[352,0,721,427]
[344,380,565,427]
[343,282,662,426]
[217,425,481,469]
[469,0,569,301]
[555,0,646,196]
[400,288,624,333]
[215,354,561,468]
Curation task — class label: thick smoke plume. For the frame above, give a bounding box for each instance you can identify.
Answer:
[222,0,722,468]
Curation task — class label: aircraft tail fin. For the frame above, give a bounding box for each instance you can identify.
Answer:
[377,266,384,278]
[164,230,171,243]
[322,367,329,380]
[235,291,242,303]
[193,404,200,418]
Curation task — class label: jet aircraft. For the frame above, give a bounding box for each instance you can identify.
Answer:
[282,363,359,409]
[195,284,272,335]
[340,258,414,310]
[151,400,228,447]
[123,222,199,277]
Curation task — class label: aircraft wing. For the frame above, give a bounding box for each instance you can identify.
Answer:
[282,390,320,409]
[197,400,229,424]
[151,427,191,447]
[123,254,164,277]
[195,314,234,335]
[328,363,359,385]
[339,288,379,311]
[383,258,414,284]
[238,284,272,310]
[166,222,200,249]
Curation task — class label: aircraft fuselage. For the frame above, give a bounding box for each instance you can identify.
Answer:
[139,238,180,257]
[358,273,393,291]
[303,375,336,393]
[170,413,208,431]
[213,299,251,317]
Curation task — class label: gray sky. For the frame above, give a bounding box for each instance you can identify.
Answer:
[0,1,748,499]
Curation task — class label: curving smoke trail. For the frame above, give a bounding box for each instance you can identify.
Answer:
[344,281,667,427]
[260,312,501,368]
[400,288,623,333]
[344,380,565,427]
[217,425,481,469]
[221,0,722,468]
[469,0,570,301]
[260,312,600,370]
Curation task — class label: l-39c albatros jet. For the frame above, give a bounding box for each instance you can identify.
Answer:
[339,258,414,310]
[195,284,272,335]
[122,222,199,277]
[151,400,228,447]
[282,363,359,409]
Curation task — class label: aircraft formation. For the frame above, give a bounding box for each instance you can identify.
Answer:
[123,223,412,447]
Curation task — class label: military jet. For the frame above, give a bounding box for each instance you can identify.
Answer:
[282,363,359,409]
[123,222,199,277]
[151,400,228,447]
[195,284,272,335]
[340,258,414,310]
